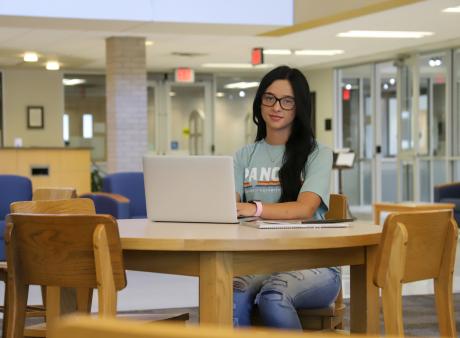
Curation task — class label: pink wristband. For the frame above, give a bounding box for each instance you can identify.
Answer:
[252,201,263,217]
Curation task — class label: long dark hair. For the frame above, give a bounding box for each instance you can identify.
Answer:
[253,65,316,202]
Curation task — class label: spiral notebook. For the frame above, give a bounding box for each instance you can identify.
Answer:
[243,218,353,229]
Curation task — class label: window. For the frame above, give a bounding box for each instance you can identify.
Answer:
[82,114,93,139]
[63,114,69,142]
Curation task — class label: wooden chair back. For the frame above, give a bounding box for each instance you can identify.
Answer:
[5,212,126,338]
[297,193,348,330]
[373,210,458,337]
[11,198,95,215]
[325,194,347,220]
[51,315,368,338]
[32,188,77,201]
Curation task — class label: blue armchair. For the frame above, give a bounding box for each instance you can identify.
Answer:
[434,182,460,225]
[81,172,146,219]
[0,175,32,260]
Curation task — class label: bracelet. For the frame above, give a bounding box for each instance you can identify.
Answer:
[251,200,263,217]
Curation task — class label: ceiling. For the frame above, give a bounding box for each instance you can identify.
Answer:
[0,0,459,75]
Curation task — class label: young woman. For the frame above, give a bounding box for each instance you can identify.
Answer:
[233,65,340,329]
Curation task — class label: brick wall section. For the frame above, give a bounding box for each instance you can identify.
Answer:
[106,37,147,172]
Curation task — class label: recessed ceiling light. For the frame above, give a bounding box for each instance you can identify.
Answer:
[428,58,442,67]
[23,52,38,62]
[46,61,60,70]
[224,82,260,89]
[145,40,154,46]
[202,63,273,69]
[216,92,225,98]
[263,49,292,55]
[337,30,433,38]
[169,91,176,97]
[442,6,460,13]
[62,78,86,86]
[294,49,344,56]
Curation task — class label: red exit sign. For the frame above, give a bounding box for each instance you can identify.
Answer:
[251,48,264,65]
[175,67,195,83]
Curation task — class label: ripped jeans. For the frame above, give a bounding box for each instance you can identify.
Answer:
[233,268,341,329]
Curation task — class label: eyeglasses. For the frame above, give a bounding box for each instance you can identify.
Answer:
[261,93,295,110]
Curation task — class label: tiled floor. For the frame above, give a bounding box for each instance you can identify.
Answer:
[1,208,459,312]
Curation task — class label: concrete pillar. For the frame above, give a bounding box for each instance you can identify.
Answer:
[106,37,147,172]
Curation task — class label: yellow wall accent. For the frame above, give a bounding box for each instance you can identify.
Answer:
[260,0,424,37]
[0,148,91,194]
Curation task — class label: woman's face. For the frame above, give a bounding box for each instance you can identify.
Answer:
[260,79,296,134]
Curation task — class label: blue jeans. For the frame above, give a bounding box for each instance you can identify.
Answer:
[233,268,341,329]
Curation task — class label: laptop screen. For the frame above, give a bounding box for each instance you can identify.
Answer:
[143,155,238,223]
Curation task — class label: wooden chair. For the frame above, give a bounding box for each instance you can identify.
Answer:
[32,188,77,201]
[374,210,458,337]
[5,199,188,338]
[0,190,80,337]
[50,315,377,338]
[296,194,347,330]
[252,194,348,330]
[5,212,126,338]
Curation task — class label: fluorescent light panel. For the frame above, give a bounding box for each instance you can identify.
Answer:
[443,6,460,13]
[46,61,60,70]
[63,79,86,86]
[263,49,292,55]
[23,52,38,62]
[202,63,273,69]
[295,49,344,56]
[224,82,259,89]
[337,30,433,38]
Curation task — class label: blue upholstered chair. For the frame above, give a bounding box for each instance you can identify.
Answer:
[0,175,32,260]
[434,182,460,225]
[81,172,146,219]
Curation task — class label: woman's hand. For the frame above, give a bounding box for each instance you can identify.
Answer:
[236,202,257,217]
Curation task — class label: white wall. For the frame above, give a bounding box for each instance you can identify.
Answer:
[304,68,335,148]
[3,68,64,147]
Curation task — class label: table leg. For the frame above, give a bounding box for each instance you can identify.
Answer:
[199,252,233,326]
[350,245,379,334]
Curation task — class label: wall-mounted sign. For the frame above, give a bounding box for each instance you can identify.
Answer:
[175,67,195,83]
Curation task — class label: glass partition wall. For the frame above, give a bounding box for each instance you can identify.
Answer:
[453,49,460,181]
[336,49,457,207]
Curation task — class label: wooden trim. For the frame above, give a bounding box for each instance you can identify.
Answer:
[260,0,423,37]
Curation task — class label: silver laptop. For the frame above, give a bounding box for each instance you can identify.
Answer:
[143,155,238,223]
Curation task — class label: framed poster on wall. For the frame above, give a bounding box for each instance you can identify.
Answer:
[27,106,44,129]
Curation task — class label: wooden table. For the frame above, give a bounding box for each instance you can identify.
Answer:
[373,202,455,225]
[118,220,382,334]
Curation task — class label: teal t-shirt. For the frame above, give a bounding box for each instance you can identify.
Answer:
[233,139,333,219]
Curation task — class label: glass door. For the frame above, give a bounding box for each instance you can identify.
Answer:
[454,49,460,181]
[337,65,373,206]
[375,61,399,202]
[151,78,214,155]
[416,51,451,201]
